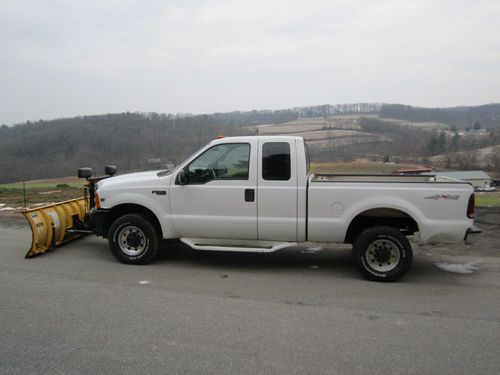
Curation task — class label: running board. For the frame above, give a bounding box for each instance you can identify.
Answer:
[180,238,297,253]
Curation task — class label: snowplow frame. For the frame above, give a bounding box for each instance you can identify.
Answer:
[21,165,116,258]
[22,197,89,258]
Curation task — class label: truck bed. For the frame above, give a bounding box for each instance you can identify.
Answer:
[307,174,473,244]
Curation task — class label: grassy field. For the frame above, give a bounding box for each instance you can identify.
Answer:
[475,192,500,207]
[0,176,83,189]
[0,177,84,208]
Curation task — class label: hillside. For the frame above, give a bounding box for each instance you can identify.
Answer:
[380,103,500,129]
[254,115,442,158]
[1,103,499,183]
[430,144,500,177]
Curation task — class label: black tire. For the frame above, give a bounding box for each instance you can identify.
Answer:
[108,214,159,264]
[352,226,412,282]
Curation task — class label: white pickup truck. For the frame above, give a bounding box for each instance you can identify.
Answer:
[83,136,479,281]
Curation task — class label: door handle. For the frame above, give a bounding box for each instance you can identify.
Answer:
[244,189,255,202]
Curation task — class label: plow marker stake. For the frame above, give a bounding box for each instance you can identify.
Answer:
[22,198,87,258]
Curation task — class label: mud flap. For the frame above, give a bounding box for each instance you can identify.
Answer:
[22,198,87,258]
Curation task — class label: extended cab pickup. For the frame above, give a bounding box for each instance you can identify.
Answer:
[86,136,479,281]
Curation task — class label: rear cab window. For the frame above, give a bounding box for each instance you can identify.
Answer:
[262,142,291,181]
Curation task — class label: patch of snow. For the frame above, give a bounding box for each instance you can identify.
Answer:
[38,190,61,195]
[434,261,481,274]
[138,280,150,285]
[0,206,14,211]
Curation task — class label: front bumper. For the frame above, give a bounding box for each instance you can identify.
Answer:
[89,208,110,237]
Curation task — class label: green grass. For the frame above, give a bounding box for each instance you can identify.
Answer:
[0,187,83,206]
[475,193,500,207]
[0,180,83,189]
[0,177,84,207]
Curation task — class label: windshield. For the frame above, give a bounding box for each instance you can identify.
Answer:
[156,142,211,177]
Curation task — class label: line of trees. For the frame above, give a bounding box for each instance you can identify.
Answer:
[428,129,499,156]
[380,104,500,129]
[0,104,391,183]
[2,103,500,183]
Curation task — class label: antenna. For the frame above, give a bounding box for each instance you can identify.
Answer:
[23,180,27,210]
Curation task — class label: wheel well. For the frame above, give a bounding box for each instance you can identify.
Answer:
[103,204,163,238]
[344,208,419,244]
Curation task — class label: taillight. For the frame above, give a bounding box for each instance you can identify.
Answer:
[94,192,101,209]
[467,194,475,219]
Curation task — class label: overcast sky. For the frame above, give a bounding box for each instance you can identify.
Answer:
[1,0,499,125]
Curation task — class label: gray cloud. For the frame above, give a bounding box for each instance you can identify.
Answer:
[1,0,499,124]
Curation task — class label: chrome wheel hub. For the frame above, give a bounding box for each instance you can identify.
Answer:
[118,226,146,256]
[366,239,400,272]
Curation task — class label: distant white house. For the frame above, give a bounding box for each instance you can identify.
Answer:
[432,170,495,191]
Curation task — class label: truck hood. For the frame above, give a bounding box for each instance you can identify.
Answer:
[97,170,171,190]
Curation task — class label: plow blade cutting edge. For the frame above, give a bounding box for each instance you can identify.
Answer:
[22,197,87,258]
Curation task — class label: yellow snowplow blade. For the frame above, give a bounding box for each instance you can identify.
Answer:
[22,197,87,258]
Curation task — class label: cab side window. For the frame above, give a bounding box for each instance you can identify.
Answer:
[262,142,291,181]
[187,143,250,183]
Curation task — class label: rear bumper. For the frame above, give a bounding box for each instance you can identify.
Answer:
[89,208,110,237]
[464,225,482,241]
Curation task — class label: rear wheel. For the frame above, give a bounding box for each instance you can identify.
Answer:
[108,214,159,264]
[353,226,412,282]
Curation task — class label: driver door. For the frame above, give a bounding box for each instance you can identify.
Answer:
[169,140,258,239]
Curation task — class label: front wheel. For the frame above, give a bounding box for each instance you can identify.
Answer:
[108,214,159,264]
[353,226,412,282]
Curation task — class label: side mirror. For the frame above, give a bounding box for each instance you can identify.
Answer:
[78,167,93,179]
[177,169,189,185]
[105,165,117,176]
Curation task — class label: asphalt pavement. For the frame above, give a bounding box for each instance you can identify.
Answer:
[1,214,499,374]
